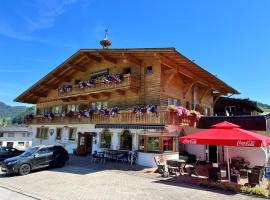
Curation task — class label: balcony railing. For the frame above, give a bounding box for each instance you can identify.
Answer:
[25,110,196,126]
[58,74,140,98]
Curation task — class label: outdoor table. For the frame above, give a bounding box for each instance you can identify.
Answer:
[166,159,186,175]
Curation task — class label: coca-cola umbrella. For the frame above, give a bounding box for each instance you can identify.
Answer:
[179,121,270,181]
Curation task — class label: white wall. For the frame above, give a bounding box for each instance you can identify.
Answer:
[185,144,205,160]
[227,147,267,167]
[138,152,179,167]
[31,124,180,167]
[0,131,33,150]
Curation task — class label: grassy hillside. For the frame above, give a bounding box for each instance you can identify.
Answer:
[0,102,34,125]
[258,102,270,112]
[0,102,27,118]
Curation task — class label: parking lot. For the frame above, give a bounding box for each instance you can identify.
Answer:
[0,156,261,200]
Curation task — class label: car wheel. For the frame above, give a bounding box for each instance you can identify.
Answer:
[19,164,31,176]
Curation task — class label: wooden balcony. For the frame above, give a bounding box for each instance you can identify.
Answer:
[25,110,196,126]
[58,74,140,98]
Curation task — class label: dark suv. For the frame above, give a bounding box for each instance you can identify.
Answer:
[0,147,24,162]
[1,145,69,175]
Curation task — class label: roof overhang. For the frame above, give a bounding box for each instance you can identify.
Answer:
[14,48,239,104]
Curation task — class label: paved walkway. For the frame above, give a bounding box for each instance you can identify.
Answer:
[0,187,36,200]
[0,156,261,200]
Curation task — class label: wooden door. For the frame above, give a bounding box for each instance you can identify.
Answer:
[77,133,89,156]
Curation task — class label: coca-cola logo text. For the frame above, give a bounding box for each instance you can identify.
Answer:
[182,139,197,144]
[236,140,255,147]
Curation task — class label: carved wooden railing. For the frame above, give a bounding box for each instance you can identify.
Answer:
[25,110,196,126]
[58,74,140,98]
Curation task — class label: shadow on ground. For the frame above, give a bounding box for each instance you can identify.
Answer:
[153,177,238,196]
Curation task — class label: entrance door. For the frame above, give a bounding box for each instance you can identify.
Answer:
[77,133,92,156]
[208,145,217,163]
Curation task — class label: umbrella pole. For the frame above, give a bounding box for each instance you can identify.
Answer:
[226,146,231,182]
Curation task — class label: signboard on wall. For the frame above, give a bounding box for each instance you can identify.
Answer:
[265,167,270,178]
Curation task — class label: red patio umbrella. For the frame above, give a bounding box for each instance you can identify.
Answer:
[179,121,270,181]
[179,121,270,147]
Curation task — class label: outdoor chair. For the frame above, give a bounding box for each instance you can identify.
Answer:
[248,166,264,185]
[185,159,200,176]
[208,165,227,181]
[230,173,240,183]
[128,151,138,165]
[91,151,105,164]
[116,153,129,163]
[154,156,166,174]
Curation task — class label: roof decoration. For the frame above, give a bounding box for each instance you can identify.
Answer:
[100,29,112,49]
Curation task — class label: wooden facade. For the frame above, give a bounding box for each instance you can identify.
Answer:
[15,48,238,126]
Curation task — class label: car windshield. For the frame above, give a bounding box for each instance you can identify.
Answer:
[20,147,39,157]
[0,147,6,152]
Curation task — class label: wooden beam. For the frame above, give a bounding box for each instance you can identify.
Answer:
[83,53,102,62]
[154,53,220,90]
[122,53,142,66]
[183,81,196,99]
[67,64,86,72]
[116,89,125,95]
[80,96,88,100]
[98,52,117,64]
[163,68,178,75]
[51,74,71,82]
[212,94,222,107]
[30,91,47,98]
[43,83,58,89]
[90,94,99,99]
[100,92,111,97]
[199,87,212,103]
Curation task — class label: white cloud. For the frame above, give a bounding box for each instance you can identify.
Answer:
[0,0,78,42]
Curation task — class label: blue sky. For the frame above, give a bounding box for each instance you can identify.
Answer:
[0,0,270,106]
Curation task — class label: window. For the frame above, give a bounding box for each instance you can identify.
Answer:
[52,105,62,114]
[138,135,145,151]
[6,142,14,147]
[36,127,49,139]
[37,148,49,155]
[56,128,62,140]
[147,137,160,152]
[145,66,153,74]
[27,133,30,137]
[168,97,180,106]
[22,133,26,137]
[69,128,77,141]
[18,142,24,146]
[163,137,173,152]
[0,132,3,137]
[120,130,132,150]
[8,133,15,137]
[100,130,111,148]
[67,104,79,112]
[91,101,108,111]
[25,142,30,147]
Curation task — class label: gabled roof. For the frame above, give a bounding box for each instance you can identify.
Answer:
[216,97,263,113]
[14,48,239,104]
